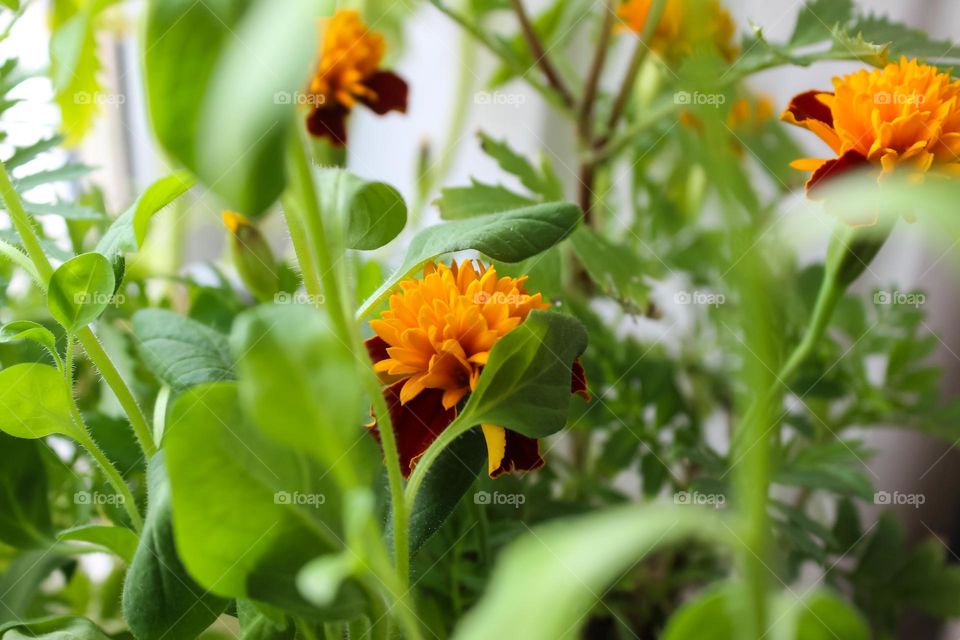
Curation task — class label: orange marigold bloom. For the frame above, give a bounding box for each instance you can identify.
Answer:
[365,260,588,478]
[305,9,408,145]
[617,0,739,63]
[782,57,960,193]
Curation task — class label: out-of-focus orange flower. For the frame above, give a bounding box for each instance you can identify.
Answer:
[782,57,960,193]
[305,9,408,145]
[727,95,774,130]
[617,0,739,63]
[365,261,589,478]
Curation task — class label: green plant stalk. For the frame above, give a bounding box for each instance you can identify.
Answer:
[0,158,157,459]
[70,408,144,532]
[286,132,411,591]
[282,196,323,298]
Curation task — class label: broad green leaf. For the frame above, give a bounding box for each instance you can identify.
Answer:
[794,590,868,640]
[0,616,112,639]
[399,429,486,555]
[123,453,228,639]
[58,525,138,564]
[357,201,581,317]
[460,310,586,439]
[452,505,720,640]
[0,363,77,439]
[132,309,234,390]
[661,585,735,640]
[0,321,62,369]
[435,180,535,220]
[570,227,650,312]
[313,169,407,251]
[230,304,374,481]
[47,253,115,332]
[96,171,196,261]
[146,0,329,215]
[165,383,362,617]
[0,433,53,548]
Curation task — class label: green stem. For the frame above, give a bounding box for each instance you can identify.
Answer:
[76,326,157,458]
[0,158,156,459]
[70,412,143,532]
[286,131,411,589]
[282,197,323,299]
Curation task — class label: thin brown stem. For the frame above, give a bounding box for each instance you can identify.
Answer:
[509,0,575,108]
[578,0,617,141]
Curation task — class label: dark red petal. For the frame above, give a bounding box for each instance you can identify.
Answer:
[306,104,350,146]
[806,149,869,194]
[489,431,544,479]
[366,381,456,478]
[784,90,834,128]
[571,358,591,401]
[365,336,389,365]
[361,71,409,115]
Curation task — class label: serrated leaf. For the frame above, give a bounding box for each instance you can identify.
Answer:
[435,180,535,220]
[13,163,92,191]
[789,0,854,46]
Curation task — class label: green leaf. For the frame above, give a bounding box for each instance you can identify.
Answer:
[165,382,362,618]
[123,452,228,640]
[789,0,854,46]
[662,585,735,640]
[477,132,549,197]
[57,525,138,564]
[0,616,112,639]
[452,505,719,640]
[775,440,874,500]
[460,310,586,439]
[0,363,77,439]
[132,309,234,390]
[0,552,72,625]
[357,201,580,317]
[146,0,329,215]
[0,321,62,369]
[570,227,650,312]
[850,14,958,61]
[47,252,115,332]
[435,180,535,220]
[794,590,869,640]
[96,171,195,261]
[237,600,296,640]
[230,304,373,478]
[313,169,407,251]
[0,433,53,548]
[5,136,63,170]
[394,429,486,555]
[13,163,92,191]
[0,1,20,12]
[21,201,104,221]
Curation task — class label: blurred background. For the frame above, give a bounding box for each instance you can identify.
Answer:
[2,1,959,637]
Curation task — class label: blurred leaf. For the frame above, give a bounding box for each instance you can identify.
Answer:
[22,201,103,221]
[571,227,649,312]
[357,202,581,317]
[774,440,874,500]
[236,600,296,640]
[5,136,62,171]
[13,163,92,191]
[132,309,234,390]
[47,252,115,332]
[123,453,228,640]
[789,0,854,46]
[165,383,362,618]
[794,590,869,640]
[0,552,72,624]
[0,434,53,548]
[452,505,719,640]
[0,363,78,439]
[662,585,734,640]
[57,525,138,564]
[0,615,112,639]
[435,180,535,220]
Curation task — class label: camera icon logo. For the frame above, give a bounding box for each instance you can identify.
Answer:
[674,91,692,105]
[474,491,491,505]
[274,491,292,505]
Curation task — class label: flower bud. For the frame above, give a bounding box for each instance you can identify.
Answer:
[222,211,279,303]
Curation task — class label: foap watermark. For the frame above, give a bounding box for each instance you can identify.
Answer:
[674,290,725,307]
[474,490,525,509]
[73,91,125,105]
[873,290,925,308]
[274,491,326,507]
[674,490,726,509]
[874,91,925,106]
[75,491,125,506]
[273,91,326,107]
[74,292,126,307]
[874,490,925,509]
[674,91,726,107]
[474,91,526,108]
[474,291,523,305]
[274,291,326,305]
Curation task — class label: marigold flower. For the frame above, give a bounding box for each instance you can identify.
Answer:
[782,57,960,193]
[305,9,408,145]
[365,260,589,478]
[617,0,739,63]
